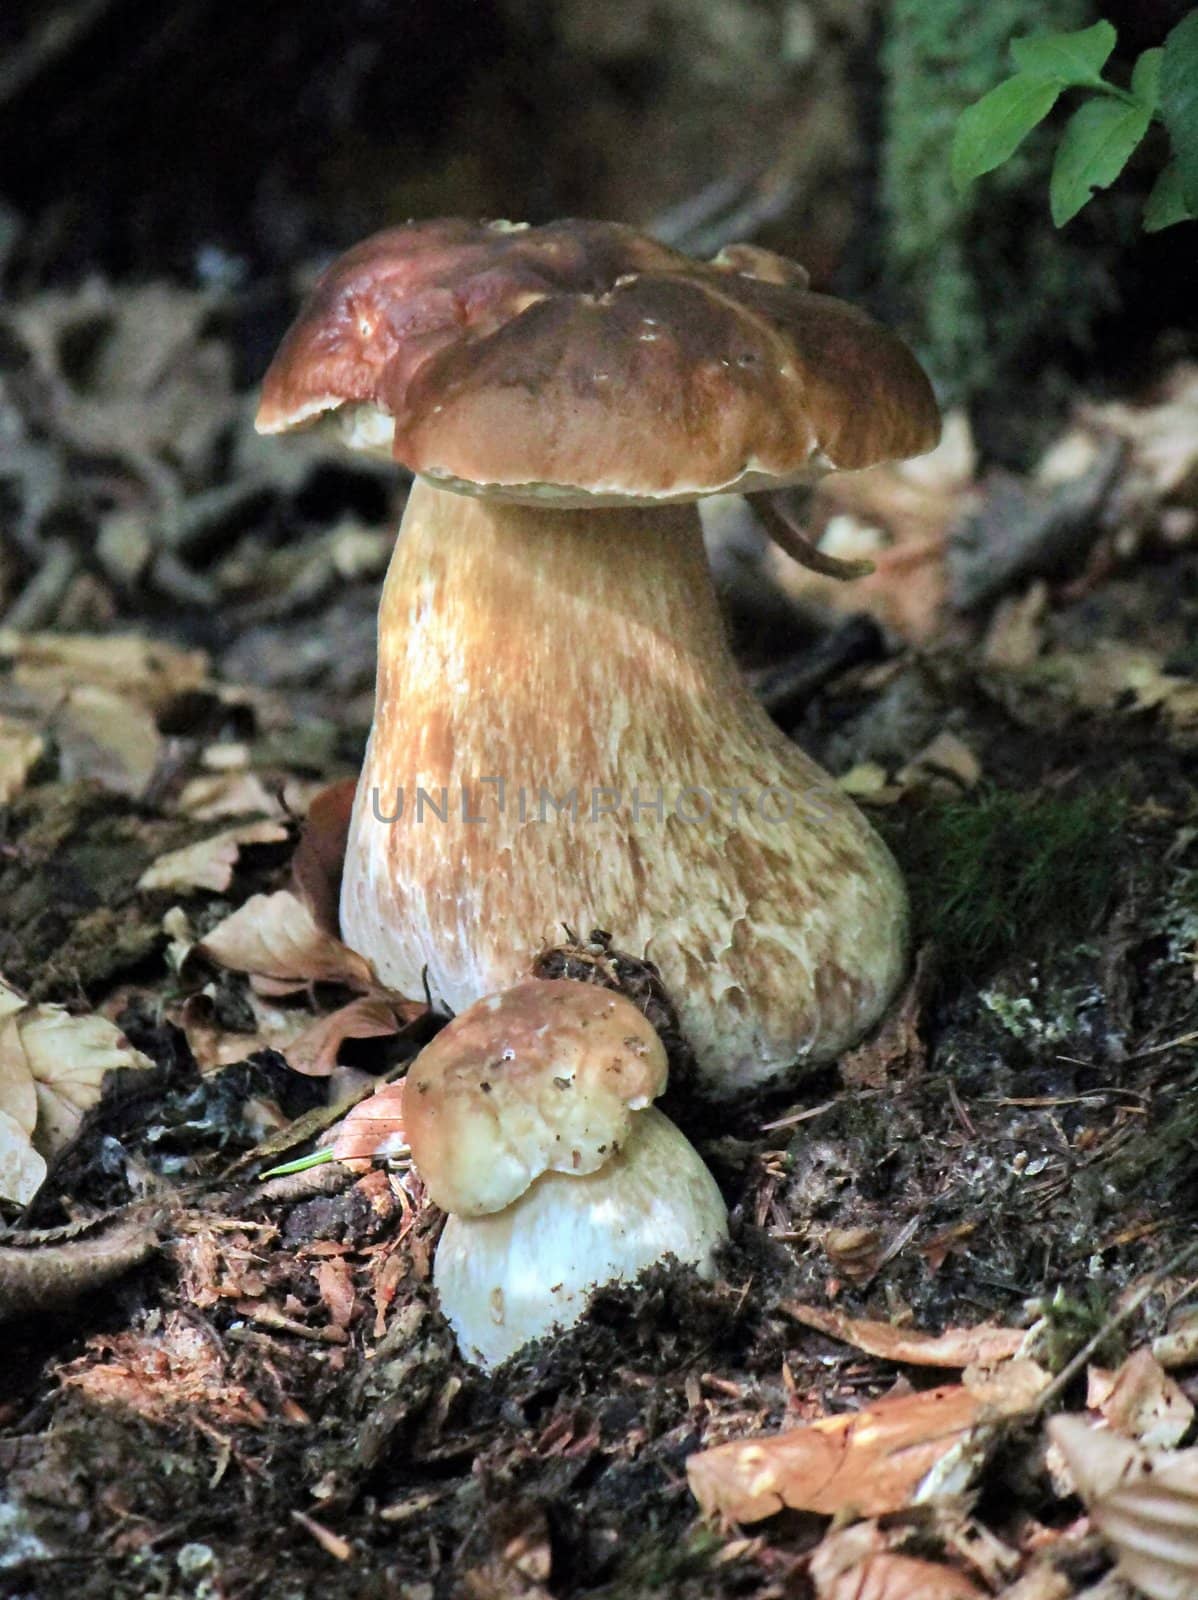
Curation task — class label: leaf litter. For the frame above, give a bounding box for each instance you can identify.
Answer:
[0,273,1196,1600]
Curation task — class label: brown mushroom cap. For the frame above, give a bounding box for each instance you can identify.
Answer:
[257,218,940,507]
[404,978,669,1216]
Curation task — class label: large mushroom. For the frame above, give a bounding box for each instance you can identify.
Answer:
[257,219,940,1096]
[403,978,728,1369]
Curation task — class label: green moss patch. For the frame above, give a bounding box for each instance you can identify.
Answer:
[882,784,1130,980]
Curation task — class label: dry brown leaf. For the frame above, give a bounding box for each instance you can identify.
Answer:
[175,770,284,821]
[51,684,163,795]
[1087,1346,1195,1450]
[687,1371,1040,1522]
[0,715,45,803]
[168,988,314,1073]
[1037,644,1198,732]
[331,1080,407,1169]
[780,1303,1025,1369]
[1154,1308,1198,1371]
[1084,364,1198,502]
[994,1563,1074,1600]
[895,731,982,793]
[816,1551,983,1600]
[0,1106,47,1207]
[199,889,375,992]
[0,630,208,710]
[290,775,357,933]
[1050,1415,1198,1600]
[0,632,211,796]
[0,1003,155,1156]
[284,995,421,1077]
[137,819,289,893]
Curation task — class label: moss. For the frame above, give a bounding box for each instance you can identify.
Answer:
[880,0,1127,440]
[881,784,1128,981]
[1035,1282,1124,1372]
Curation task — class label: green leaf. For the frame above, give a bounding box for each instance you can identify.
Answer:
[1160,11,1198,209]
[1050,97,1152,225]
[1130,47,1163,113]
[1011,21,1117,87]
[952,74,1062,192]
[1144,159,1196,232]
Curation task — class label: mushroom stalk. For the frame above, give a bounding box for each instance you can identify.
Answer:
[341,477,908,1094]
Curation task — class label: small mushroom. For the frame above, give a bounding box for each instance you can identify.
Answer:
[257,219,941,1095]
[404,978,728,1368]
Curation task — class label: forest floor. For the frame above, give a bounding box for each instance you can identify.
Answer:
[0,277,1196,1600]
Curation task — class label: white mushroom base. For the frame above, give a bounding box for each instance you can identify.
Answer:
[433,1106,728,1369]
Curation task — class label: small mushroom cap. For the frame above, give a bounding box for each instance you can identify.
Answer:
[404,978,668,1216]
[257,218,940,507]
[434,1105,728,1368]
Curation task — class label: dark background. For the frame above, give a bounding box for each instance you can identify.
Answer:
[2,0,1193,458]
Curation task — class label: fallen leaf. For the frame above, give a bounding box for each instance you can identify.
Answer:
[1083,364,1198,502]
[0,1003,155,1156]
[285,995,422,1077]
[290,776,357,932]
[815,1548,982,1600]
[0,715,45,803]
[1154,1308,1198,1371]
[1087,1346,1195,1449]
[0,631,210,796]
[169,989,310,1073]
[1036,643,1198,733]
[175,769,284,821]
[0,1106,47,1207]
[687,1371,1041,1522]
[993,1563,1074,1600]
[0,630,208,710]
[895,731,982,793]
[331,1080,407,1169]
[1050,1415,1198,1600]
[199,889,375,992]
[137,819,289,893]
[51,684,163,795]
[780,1303,1025,1369]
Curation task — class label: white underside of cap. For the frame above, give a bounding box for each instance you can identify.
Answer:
[417,457,835,508]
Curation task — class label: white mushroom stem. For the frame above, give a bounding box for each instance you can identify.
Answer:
[433,1105,728,1369]
[340,476,908,1096]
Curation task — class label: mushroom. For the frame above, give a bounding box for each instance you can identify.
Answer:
[256,219,941,1096]
[403,977,727,1368]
